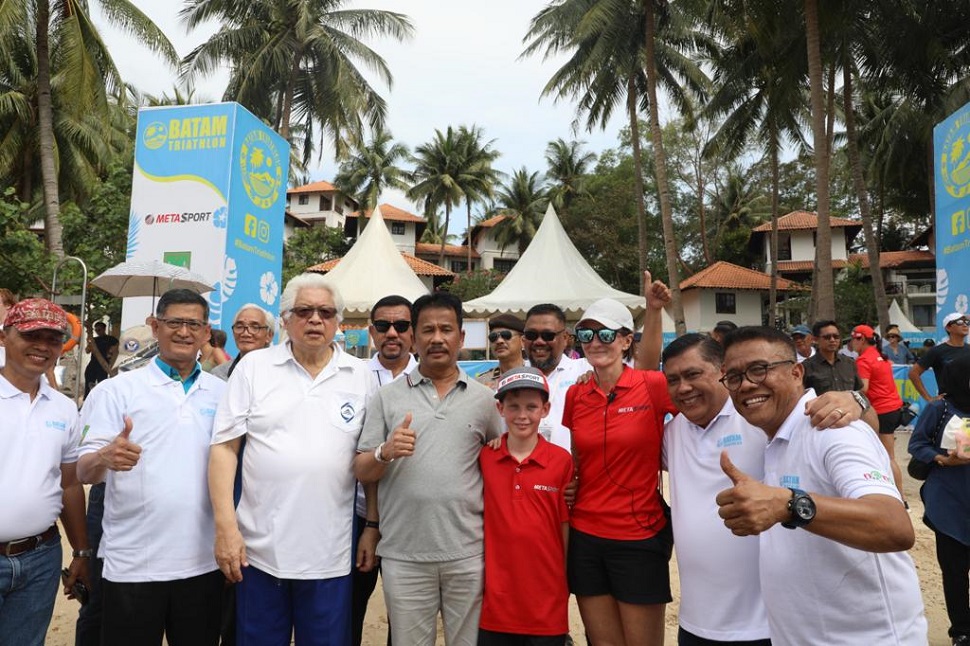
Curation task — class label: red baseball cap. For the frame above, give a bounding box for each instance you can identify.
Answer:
[3,298,69,335]
[851,324,875,340]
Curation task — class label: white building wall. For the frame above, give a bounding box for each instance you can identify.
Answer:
[686,290,763,332]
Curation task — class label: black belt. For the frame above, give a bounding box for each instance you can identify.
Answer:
[0,525,58,557]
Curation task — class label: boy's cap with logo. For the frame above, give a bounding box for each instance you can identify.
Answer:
[495,366,550,400]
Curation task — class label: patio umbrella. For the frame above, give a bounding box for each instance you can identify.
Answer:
[92,260,214,299]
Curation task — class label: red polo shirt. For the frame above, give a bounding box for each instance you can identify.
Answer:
[855,345,904,414]
[564,367,676,540]
[479,435,573,636]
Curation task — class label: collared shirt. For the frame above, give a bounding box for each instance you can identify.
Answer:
[662,399,769,642]
[479,435,572,636]
[0,373,80,542]
[367,353,418,388]
[154,356,202,393]
[801,351,862,394]
[855,345,903,414]
[79,361,226,582]
[795,346,816,363]
[358,368,503,561]
[759,390,927,644]
[213,342,376,579]
[540,354,592,451]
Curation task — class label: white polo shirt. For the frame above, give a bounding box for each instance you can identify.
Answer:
[539,354,591,451]
[663,398,770,642]
[795,347,815,363]
[760,390,927,645]
[213,343,377,579]
[78,362,226,582]
[367,353,418,388]
[0,374,80,542]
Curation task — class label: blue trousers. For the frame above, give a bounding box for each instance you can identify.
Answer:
[0,534,62,646]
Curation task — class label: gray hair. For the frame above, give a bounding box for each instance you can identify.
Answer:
[233,303,277,336]
[279,273,344,322]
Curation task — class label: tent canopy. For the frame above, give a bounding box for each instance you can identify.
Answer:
[313,205,428,317]
[887,300,922,333]
[464,205,644,318]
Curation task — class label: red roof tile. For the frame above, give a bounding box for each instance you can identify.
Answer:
[414,242,480,259]
[752,211,861,232]
[306,252,455,277]
[348,203,426,224]
[680,261,806,291]
[847,250,936,269]
[287,180,337,194]
[775,260,849,272]
[475,214,508,228]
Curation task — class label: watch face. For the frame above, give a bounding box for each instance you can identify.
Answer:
[793,496,816,521]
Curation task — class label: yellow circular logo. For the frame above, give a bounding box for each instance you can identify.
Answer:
[240,130,282,209]
[941,120,970,199]
[143,121,168,150]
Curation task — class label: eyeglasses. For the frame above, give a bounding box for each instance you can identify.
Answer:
[523,329,564,342]
[156,317,206,332]
[232,323,269,334]
[719,360,795,391]
[488,330,519,342]
[373,319,411,334]
[887,334,901,340]
[951,318,970,326]
[289,306,337,320]
[575,327,620,344]
[818,333,841,340]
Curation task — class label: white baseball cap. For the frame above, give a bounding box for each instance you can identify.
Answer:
[578,298,634,331]
[943,312,969,328]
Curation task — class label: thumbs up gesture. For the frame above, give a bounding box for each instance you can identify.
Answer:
[643,270,671,310]
[715,451,790,536]
[97,416,142,472]
[384,412,416,461]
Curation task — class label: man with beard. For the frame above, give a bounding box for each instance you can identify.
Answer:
[368,295,418,386]
[476,314,526,390]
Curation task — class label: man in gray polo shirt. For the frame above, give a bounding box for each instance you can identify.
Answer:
[355,292,502,646]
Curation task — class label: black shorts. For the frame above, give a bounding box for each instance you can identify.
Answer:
[567,523,673,604]
[478,629,567,646]
[877,408,904,434]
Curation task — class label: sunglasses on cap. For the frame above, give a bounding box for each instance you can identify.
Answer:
[488,330,519,342]
[373,319,411,334]
[575,327,620,344]
[523,329,564,342]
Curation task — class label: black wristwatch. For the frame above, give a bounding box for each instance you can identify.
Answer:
[851,390,871,414]
[781,488,816,529]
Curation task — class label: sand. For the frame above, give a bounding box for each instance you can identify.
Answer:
[45,431,953,644]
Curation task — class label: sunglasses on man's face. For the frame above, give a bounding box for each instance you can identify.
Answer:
[289,306,337,320]
[488,330,519,342]
[373,319,411,334]
[523,329,564,342]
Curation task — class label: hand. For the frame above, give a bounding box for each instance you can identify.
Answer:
[62,557,90,599]
[938,451,970,467]
[486,435,504,451]
[805,391,860,429]
[97,417,141,472]
[715,451,789,536]
[214,526,248,583]
[384,413,416,460]
[356,525,380,573]
[564,474,578,508]
[643,270,671,310]
[576,370,594,385]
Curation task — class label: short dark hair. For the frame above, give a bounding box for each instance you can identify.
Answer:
[371,295,413,322]
[526,303,566,325]
[156,289,209,319]
[210,329,227,348]
[412,291,463,328]
[94,321,107,331]
[811,320,838,338]
[722,326,796,360]
[662,333,724,367]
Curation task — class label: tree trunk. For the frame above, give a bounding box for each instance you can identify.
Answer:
[466,201,473,272]
[804,0,834,320]
[627,79,649,287]
[279,52,302,141]
[644,2,686,334]
[698,157,711,265]
[36,0,64,259]
[439,204,451,266]
[843,65,890,332]
[768,141,780,327]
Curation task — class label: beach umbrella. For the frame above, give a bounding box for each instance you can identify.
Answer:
[92,260,214,300]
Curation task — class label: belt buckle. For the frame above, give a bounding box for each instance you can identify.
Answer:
[3,537,31,557]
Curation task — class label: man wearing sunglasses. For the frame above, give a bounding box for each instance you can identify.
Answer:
[909,312,970,402]
[714,326,926,644]
[476,314,526,390]
[368,295,418,387]
[211,304,275,382]
[801,320,864,396]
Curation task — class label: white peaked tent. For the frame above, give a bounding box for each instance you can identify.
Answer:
[320,205,428,318]
[465,205,644,318]
[887,300,922,333]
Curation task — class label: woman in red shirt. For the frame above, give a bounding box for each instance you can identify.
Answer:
[563,298,677,646]
[850,324,906,496]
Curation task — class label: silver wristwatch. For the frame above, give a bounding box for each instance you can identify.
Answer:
[851,390,870,414]
[374,442,394,464]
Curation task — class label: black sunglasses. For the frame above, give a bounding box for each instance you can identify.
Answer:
[289,306,337,320]
[488,330,519,342]
[575,327,620,344]
[373,319,411,334]
[523,329,564,342]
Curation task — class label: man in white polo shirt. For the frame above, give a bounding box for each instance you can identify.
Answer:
[77,288,226,646]
[209,273,376,645]
[0,299,90,646]
[715,326,926,644]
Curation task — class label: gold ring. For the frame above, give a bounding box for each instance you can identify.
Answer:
[835,408,845,417]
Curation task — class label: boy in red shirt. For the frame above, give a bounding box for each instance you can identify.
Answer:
[479,367,574,646]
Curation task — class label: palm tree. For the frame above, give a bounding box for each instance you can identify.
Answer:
[524,0,709,333]
[545,138,596,215]
[333,126,410,211]
[492,167,549,254]
[180,0,413,165]
[456,125,501,269]
[5,0,177,258]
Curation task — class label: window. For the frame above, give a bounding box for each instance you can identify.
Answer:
[912,305,935,328]
[298,194,309,205]
[493,258,517,273]
[391,222,406,235]
[450,260,469,272]
[319,195,333,211]
[715,292,737,314]
[777,234,792,261]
